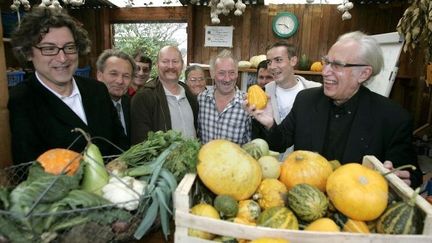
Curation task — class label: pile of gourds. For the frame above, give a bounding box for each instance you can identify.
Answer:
[187,139,427,241]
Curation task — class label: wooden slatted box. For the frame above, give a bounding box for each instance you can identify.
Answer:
[173,155,432,243]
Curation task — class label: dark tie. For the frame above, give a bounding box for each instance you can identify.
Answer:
[115,102,126,135]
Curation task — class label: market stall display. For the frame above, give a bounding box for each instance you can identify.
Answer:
[174,141,432,243]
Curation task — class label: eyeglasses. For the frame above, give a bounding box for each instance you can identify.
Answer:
[321,56,369,72]
[33,44,78,56]
[188,77,206,83]
[266,56,289,66]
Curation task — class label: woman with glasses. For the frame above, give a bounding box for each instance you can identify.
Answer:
[8,7,128,165]
[185,65,207,96]
[246,31,422,188]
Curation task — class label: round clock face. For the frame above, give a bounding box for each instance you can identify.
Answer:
[272,12,299,38]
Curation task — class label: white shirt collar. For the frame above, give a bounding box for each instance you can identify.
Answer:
[35,71,80,99]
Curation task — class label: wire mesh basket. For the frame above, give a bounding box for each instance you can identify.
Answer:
[0,156,147,243]
[0,130,193,242]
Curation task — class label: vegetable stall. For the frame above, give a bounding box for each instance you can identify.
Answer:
[0,129,200,242]
[174,140,432,243]
[1,130,432,242]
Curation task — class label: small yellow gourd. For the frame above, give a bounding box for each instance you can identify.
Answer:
[305,218,340,232]
[250,238,290,243]
[247,84,268,110]
[188,203,220,240]
[253,178,288,210]
[237,199,261,223]
[310,61,323,72]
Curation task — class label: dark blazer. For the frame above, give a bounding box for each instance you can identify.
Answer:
[8,74,128,164]
[265,86,422,187]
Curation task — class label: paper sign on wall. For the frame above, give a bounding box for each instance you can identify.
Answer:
[204,26,233,48]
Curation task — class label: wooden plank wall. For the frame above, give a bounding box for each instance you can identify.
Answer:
[189,4,408,68]
[187,4,429,130]
[0,3,429,166]
[70,3,425,128]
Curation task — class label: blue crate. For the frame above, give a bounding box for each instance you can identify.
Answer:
[7,71,25,87]
[74,66,91,77]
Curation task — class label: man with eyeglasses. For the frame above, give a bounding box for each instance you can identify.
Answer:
[185,65,207,96]
[129,51,152,96]
[8,8,128,165]
[252,42,321,160]
[197,49,251,145]
[96,49,137,146]
[130,45,198,144]
[246,31,422,188]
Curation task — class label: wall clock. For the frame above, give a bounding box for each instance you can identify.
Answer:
[272,12,299,38]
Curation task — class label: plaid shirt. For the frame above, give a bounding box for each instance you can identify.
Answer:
[197,86,251,145]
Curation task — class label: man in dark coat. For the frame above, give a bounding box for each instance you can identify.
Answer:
[246,31,422,188]
[8,7,127,164]
[96,49,137,146]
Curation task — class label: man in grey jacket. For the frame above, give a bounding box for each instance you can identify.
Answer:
[252,42,321,160]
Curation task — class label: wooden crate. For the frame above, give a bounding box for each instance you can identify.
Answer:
[174,155,432,243]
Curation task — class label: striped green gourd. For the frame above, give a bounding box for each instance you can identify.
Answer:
[287,183,328,222]
[376,189,423,234]
[257,206,299,230]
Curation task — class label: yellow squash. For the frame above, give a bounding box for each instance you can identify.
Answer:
[247,84,268,110]
[188,203,220,240]
[305,218,340,232]
[326,163,388,221]
[253,178,288,210]
[236,199,261,223]
[197,140,262,200]
[310,61,323,72]
[250,238,290,243]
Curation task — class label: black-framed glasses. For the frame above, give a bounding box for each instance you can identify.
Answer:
[321,56,369,72]
[33,44,78,56]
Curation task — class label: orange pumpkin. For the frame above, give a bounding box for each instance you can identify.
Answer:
[37,148,81,176]
[326,163,388,221]
[247,84,268,110]
[279,150,333,192]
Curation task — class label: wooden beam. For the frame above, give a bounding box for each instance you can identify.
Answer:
[0,8,13,167]
[186,5,194,65]
[109,7,188,23]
